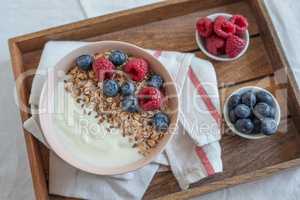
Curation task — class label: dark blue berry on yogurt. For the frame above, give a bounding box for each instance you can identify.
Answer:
[76,55,93,71]
[103,80,119,97]
[121,95,139,112]
[148,74,164,89]
[121,81,136,96]
[109,50,128,66]
[153,112,170,132]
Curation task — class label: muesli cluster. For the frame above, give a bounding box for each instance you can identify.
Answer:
[64,50,171,155]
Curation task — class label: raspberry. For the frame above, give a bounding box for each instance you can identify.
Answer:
[196,17,213,38]
[138,87,162,111]
[124,58,149,81]
[230,15,248,36]
[225,34,246,58]
[205,35,225,55]
[92,57,115,81]
[214,16,236,38]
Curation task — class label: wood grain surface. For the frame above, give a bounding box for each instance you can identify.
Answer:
[8,0,300,200]
[9,39,48,200]
[249,0,300,132]
[11,0,239,53]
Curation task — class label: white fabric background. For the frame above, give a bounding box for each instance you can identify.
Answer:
[0,0,300,199]
[0,1,84,199]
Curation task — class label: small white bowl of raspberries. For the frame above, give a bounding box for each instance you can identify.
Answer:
[195,13,249,61]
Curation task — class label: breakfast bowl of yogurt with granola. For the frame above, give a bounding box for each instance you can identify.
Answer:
[39,41,179,175]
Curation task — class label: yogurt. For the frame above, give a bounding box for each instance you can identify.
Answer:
[52,89,142,168]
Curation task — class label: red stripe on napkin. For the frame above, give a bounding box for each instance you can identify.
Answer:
[188,66,219,176]
[195,146,215,176]
[153,52,217,176]
[187,67,221,125]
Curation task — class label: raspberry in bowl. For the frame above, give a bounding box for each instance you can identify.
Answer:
[195,13,250,61]
[223,86,281,139]
[38,41,179,175]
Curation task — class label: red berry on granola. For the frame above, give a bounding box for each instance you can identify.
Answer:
[124,58,149,81]
[225,34,246,58]
[92,57,115,81]
[138,87,162,111]
[214,16,236,39]
[230,15,248,36]
[196,17,213,38]
[206,35,225,55]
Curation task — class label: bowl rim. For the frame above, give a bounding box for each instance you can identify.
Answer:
[223,86,281,140]
[195,13,250,62]
[38,41,179,175]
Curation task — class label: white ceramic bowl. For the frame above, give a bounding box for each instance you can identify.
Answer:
[39,41,179,175]
[223,86,281,139]
[195,13,250,61]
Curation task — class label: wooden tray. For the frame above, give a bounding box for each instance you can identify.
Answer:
[8,0,300,199]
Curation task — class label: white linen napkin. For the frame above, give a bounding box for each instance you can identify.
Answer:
[23,41,222,199]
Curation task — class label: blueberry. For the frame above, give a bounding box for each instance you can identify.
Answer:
[121,81,135,96]
[253,102,273,119]
[241,91,256,107]
[153,112,170,132]
[103,80,119,97]
[261,118,278,135]
[270,107,276,118]
[109,50,128,66]
[256,91,274,106]
[248,110,255,119]
[229,110,237,123]
[235,119,254,134]
[251,117,261,134]
[148,75,164,88]
[76,55,93,71]
[228,94,241,110]
[234,104,251,118]
[121,95,139,112]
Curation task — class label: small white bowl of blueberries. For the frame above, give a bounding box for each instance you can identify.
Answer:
[224,86,280,139]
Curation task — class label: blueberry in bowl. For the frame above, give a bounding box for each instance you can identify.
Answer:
[223,86,281,139]
[235,118,254,134]
[227,94,241,110]
[147,74,164,89]
[253,102,274,119]
[76,55,93,71]
[241,90,256,107]
[103,79,120,97]
[108,50,128,66]
[152,112,170,132]
[120,81,136,96]
[121,95,139,112]
[234,104,251,118]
